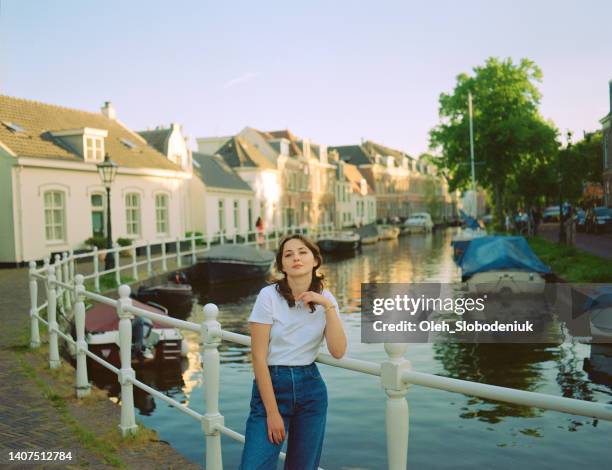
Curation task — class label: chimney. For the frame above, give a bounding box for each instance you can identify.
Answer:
[101,101,116,120]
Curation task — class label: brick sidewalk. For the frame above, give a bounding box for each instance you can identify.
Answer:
[0,267,202,469]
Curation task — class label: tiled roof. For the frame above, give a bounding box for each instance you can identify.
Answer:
[192,152,253,191]
[329,145,373,165]
[137,128,172,155]
[0,95,181,171]
[343,162,375,194]
[264,129,302,157]
[216,136,276,170]
[363,140,413,164]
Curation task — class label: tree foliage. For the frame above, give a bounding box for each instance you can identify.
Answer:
[429,57,559,221]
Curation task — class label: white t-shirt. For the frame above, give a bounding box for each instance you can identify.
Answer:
[248,284,341,366]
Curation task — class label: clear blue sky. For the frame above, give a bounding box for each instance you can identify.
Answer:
[2,0,611,156]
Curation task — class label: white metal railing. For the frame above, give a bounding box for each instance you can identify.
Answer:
[26,223,612,470]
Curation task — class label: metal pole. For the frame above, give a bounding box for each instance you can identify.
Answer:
[29,261,40,348]
[201,303,224,470]
[73,274,90,398]
[105,186,115,270]
[117,285,137,436]
[468,92,477,219]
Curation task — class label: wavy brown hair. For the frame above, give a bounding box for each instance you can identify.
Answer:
[273,234,324,313]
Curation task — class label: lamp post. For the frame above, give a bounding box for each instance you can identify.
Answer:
[97,153,118,270]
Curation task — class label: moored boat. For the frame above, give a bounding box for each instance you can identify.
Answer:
[317,231,360,253]
[456,235,551,295]
[197,244,275,284]
[72,300,186,368]
[133,271,194,320]
[357,223,379,245]
[377,225,400,240]
[584,288,612,342]
[402,212,434,234]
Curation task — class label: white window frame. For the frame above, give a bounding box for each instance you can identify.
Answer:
[85,135,104,162]
[125,192,142,238]
[91,192,106,237]
[233,200,239,230]
[155,193,169,236]
[44,190,66,243]
[218,199,225,232]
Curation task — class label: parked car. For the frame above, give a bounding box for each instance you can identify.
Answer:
[542,204,571,222]
[586,207,612,234]
[576,209,586,232]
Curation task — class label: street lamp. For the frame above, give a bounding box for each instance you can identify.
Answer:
[97,153,118,270]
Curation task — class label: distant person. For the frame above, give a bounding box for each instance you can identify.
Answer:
[505,212,511,233]
[239,234,347,469]
[256,216,265,248]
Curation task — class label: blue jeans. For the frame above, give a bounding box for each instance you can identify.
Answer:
[239,363,328,470]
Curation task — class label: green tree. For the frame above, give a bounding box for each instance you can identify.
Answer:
[429,57,558,226]
[558,130,604,205]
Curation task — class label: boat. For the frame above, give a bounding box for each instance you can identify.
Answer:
[584,287,612,342]
[456,235,551,295]
[72,300,186,368]
[402,213,434,234]
[132,271,194,320]
[317,231,360,254]
[357,223,379,245]
[197,244,275,284]
[377,225,400,240]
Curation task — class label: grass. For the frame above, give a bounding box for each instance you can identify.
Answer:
[84,273,135,294]
[12,328,159,469]
[528,236,612,283]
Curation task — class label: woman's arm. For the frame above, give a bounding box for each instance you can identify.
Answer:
[250,322,285,444]
[322,302,347,359]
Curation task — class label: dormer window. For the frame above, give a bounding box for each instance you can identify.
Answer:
[50,127,108,162]
[85,136,104,162]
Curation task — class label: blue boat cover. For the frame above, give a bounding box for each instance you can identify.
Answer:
[583,287,612,311]
[459,210,480,230]
[459,236,551,278]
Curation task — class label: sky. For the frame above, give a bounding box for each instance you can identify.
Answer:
[1,0,611,157]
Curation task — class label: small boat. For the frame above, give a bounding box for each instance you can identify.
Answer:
[583,344,612,385]
[317,231,360,254]
[402,213,434,234]
[197,244,275,284]
[456,236,551,295]
[357,223,379,245]
[133,271,194,320]
[74,300,186,368]
[377,225,400,240]
[584,288,612,342]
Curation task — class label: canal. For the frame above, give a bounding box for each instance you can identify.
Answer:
[91,228,611,469]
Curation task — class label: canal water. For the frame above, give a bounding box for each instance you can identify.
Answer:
[91,228,612,469]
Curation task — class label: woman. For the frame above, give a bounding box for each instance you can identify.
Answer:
[239,234,347,470]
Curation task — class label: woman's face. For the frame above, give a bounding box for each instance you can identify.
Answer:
[281,238,315,277]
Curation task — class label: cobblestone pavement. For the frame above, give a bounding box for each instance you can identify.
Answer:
[0,266,202,469]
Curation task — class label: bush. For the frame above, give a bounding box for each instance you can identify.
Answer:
[185,231,205,246]
[116,237,133,247]
[84,235,107,250]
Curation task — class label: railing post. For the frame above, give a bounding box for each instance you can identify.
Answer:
[63,252,72,311]
[146,241,152,276]
[132,244,139,281]
[233,231,237,244]
[191,233,197,264]
[162,240,168,272]
[29,261,40,349]
[117,285,138,436]
[200,303,224,470]
[206,233,211,251]
[93,247,100,292]
[69,249,75,302]
[54,254,63,313]
[176,236,182,267]
[46,265,60,369]
[381,343,411,470]
[220,230,224,245]
[114,243,121,286]
[73,274,90,398]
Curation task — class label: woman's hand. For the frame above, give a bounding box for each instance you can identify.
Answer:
[267,411,286,444]
[295,291,331,309]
